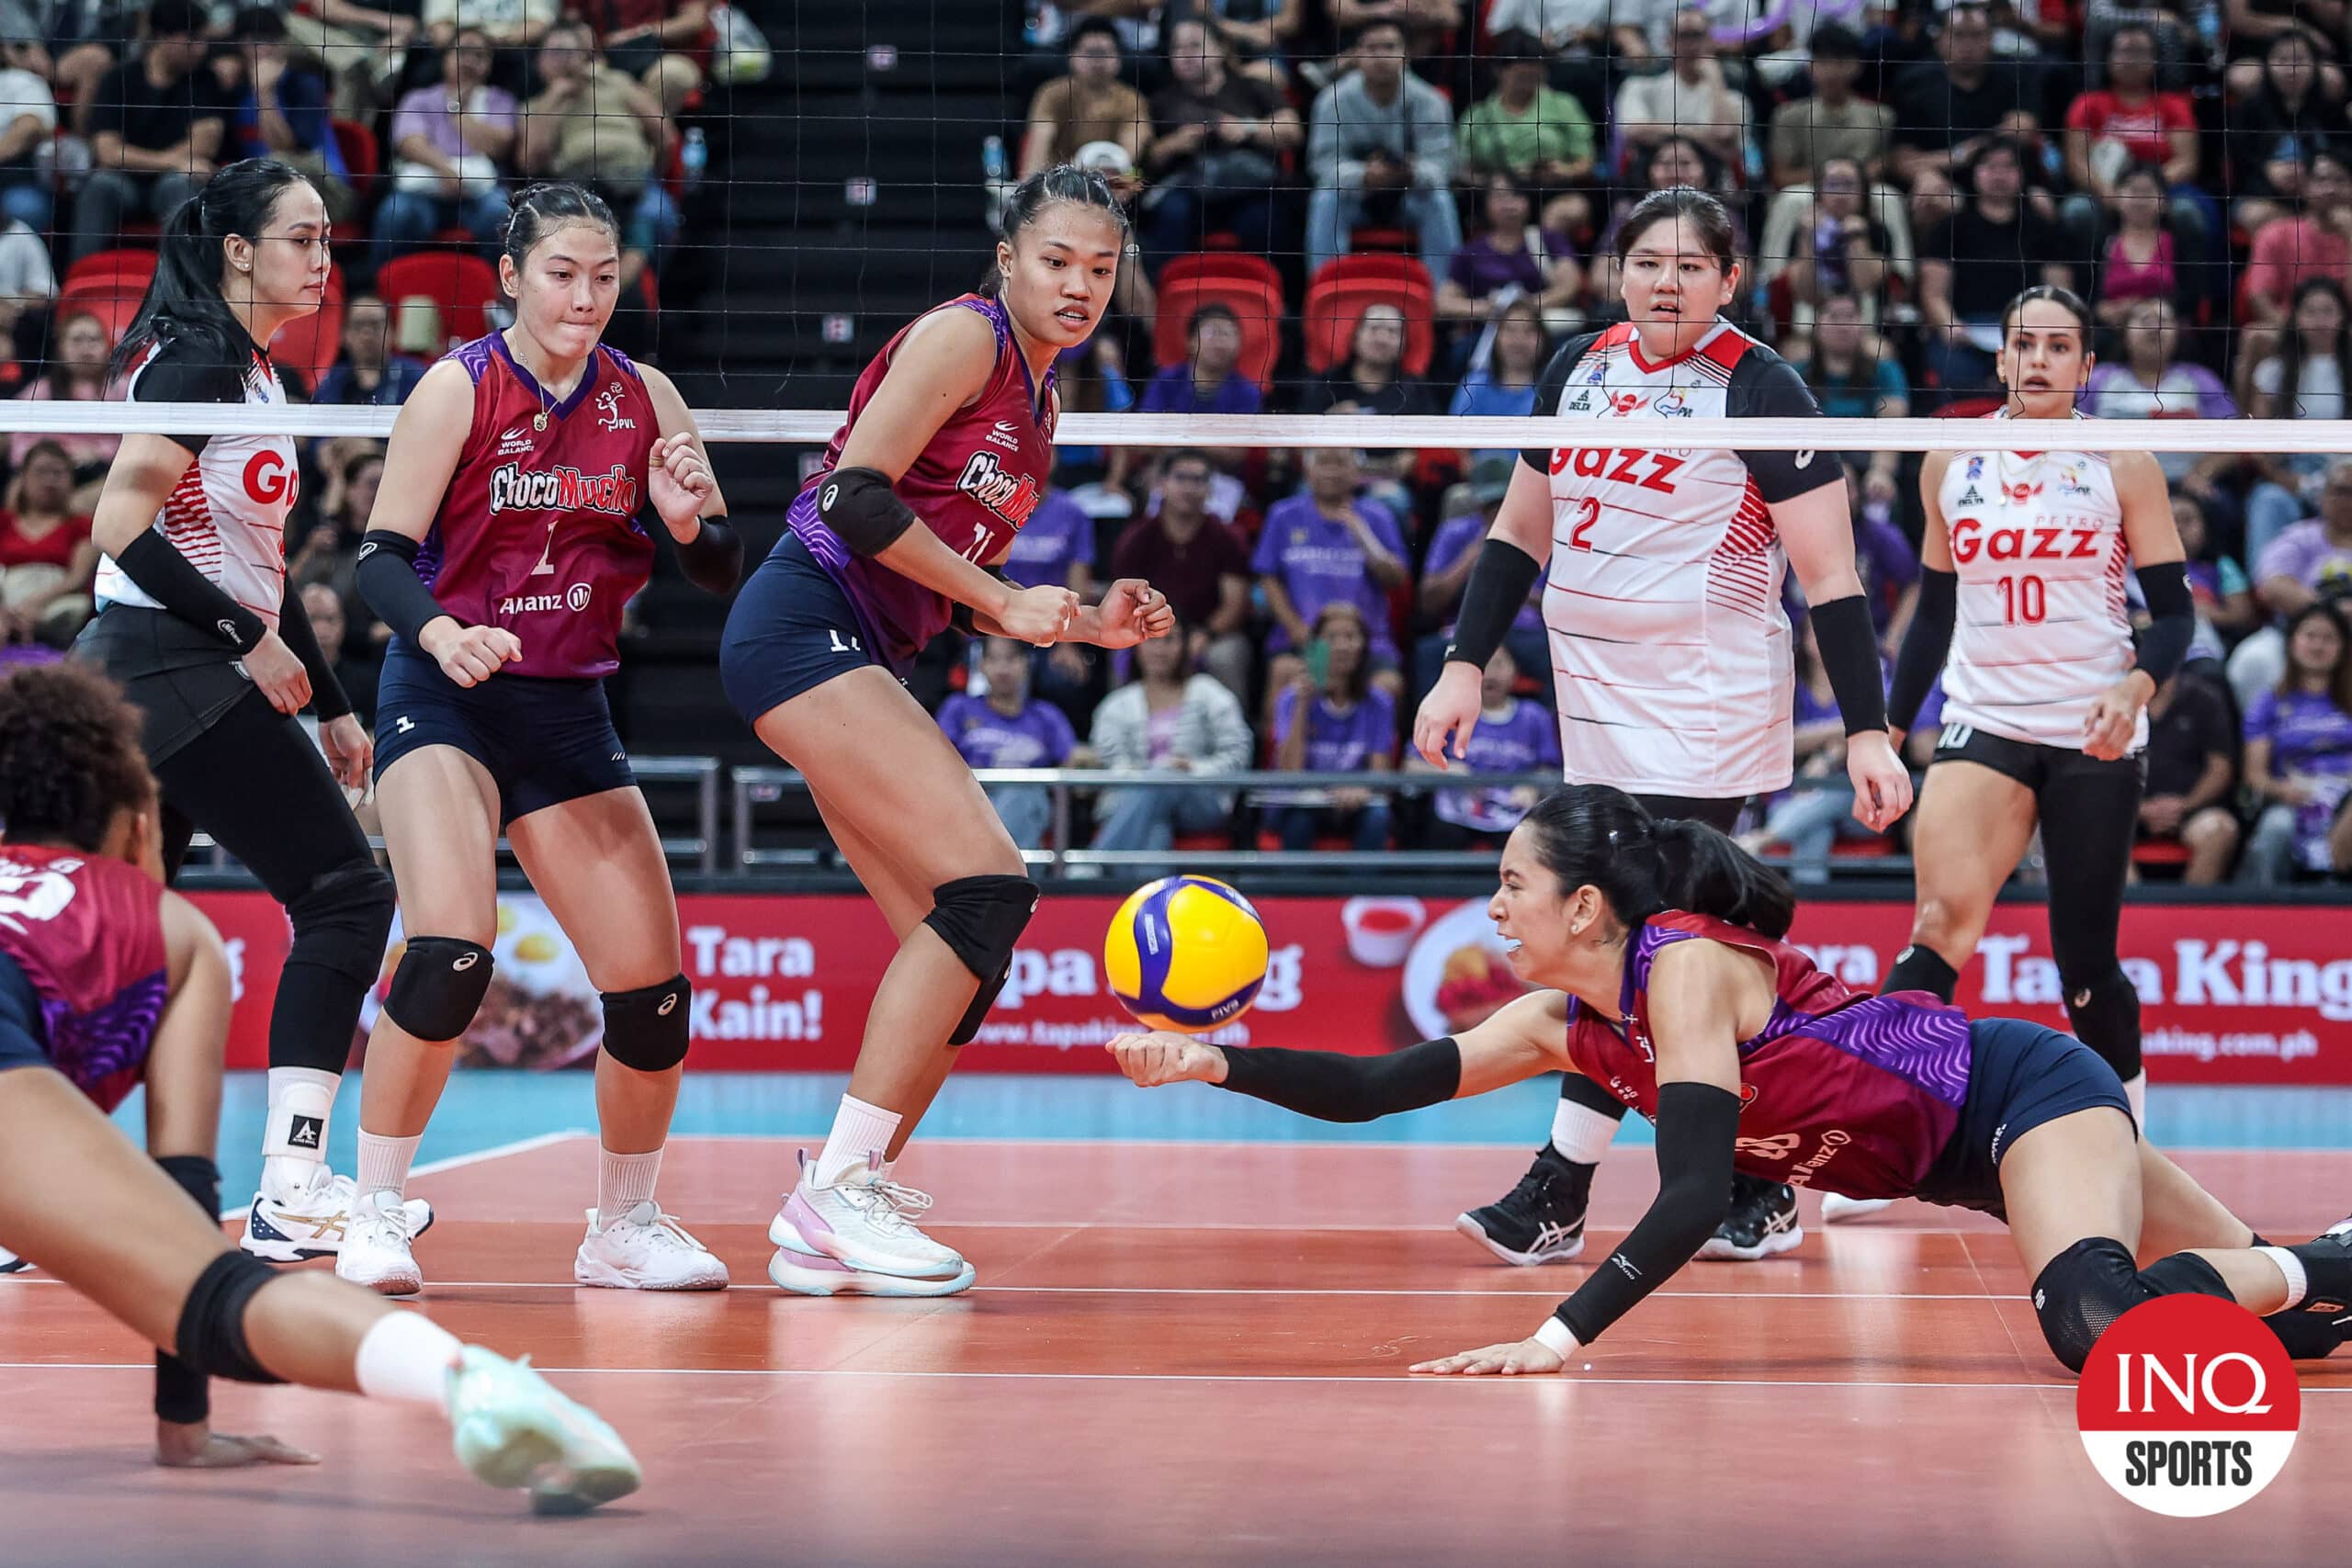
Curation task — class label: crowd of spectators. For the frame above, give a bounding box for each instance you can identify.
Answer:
[981,0,2352,882]
[0,0,726,676]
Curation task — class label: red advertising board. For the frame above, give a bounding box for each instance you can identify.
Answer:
[188,891,2352,1084]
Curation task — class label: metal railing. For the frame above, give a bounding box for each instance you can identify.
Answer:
[191,752,723,876]
[729,765,1591,874]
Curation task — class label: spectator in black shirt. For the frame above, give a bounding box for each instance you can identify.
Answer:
[1140,17,1301,269]
[1298,301,1430,509]
[2138,671,2243,883]
[71,0,227,261]
[1890,4,2044,230]
[2230,30,2346,233]
[1917,138,2073,404]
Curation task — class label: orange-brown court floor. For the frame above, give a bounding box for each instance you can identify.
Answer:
[2,1136,2346,1567]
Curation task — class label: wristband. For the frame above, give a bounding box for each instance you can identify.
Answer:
[1534,1316,1581,1358]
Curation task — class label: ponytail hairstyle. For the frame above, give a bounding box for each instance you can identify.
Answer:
[113,158,313,380]
[1521,784,1797,940]
[500,181,621,293]
[979,163,1130,298]
[0,664,155,852]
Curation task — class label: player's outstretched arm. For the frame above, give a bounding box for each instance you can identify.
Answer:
[1105,989,1568,1120]
[1415,942,1757,1375]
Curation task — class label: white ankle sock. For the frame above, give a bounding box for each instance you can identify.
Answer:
[356,1132,422,1199]
[813,1095,901,1187]
[597,1147,664,1227]
[2121,1071,2147,1129]
[2256,1245,2309,1311]
[262,1067,340,1195]
[1550,1097,1622,1165]
[353,1310,464,1411]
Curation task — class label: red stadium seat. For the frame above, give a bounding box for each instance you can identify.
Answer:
[1302,257,1434,377]
[1152,254,1283,392]
[62,247,156,297]
[331,118,380,193]
[374,251,501,348]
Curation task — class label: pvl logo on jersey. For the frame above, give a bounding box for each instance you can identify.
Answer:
[595,384,636,433]
[1653,389,1693,418]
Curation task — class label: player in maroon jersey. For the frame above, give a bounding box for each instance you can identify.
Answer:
[1106,784,2352,1376]
[718,165,1174,1295]
[346,183,741,1296]
[0,663,640,1508]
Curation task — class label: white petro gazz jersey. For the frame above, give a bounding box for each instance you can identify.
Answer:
[1934,412,2142,752]
[1521,320,1837,798]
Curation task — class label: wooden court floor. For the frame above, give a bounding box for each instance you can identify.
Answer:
[2,1137,2345,1566]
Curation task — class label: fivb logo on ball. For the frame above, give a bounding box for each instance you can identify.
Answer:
[2075,1295,2300,1517]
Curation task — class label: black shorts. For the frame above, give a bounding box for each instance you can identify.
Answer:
[1911,1017,2135,1217]
[73,604,254,766]
[1930,720,2146,795]
[718,532,891,725]
[373,643,634,827]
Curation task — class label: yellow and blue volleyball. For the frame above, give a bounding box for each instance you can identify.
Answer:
[1103,875,1269,1033]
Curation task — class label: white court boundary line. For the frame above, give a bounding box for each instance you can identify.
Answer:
[0,1277,2034,1300]
[210,1129,591,1219]
[447,1130,2352,1156]
[0,1361,2345,1393]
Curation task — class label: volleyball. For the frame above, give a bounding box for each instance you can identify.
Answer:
[1103,876,1270,1034]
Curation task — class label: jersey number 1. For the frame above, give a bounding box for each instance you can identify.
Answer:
[1996,574,2046,625]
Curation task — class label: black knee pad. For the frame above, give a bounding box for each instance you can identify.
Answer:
[2033,1236,2143,1372]
[600,974,691,1071]
[923,874,1040,983]
[2060,966,2142,1082]
[175,1250,286,1387]
[924,874,1038,1046]
[284,862,397,986]
[384,935,495,1043]
[2033,1238,2233,1372]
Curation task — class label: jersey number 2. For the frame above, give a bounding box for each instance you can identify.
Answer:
[1566,498,1600,552]
[1996,574,2046,625]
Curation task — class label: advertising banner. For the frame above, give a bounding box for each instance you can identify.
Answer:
[189,891,2352,1084]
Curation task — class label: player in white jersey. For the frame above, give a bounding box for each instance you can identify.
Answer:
[72,161,426,1263]
[1837,288,2194,1227]
[1415,186,1914,1267]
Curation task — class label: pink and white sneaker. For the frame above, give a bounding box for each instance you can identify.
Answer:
[770,1149,967,1287]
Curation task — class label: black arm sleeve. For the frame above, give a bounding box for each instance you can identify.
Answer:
[1554,1081,1741,1346]
[2132,562,2195,690]
[1886,567,1957,731]
[673,514,743,596]
[153,1154,222,1424]
[1213,1037,1461,1123]
[1809,592,1889,735]
[354,531,458,648]
[273,577,351,720]
[1729,355,1840,503]
[1442,540,1544,671]
[113,530,267,651]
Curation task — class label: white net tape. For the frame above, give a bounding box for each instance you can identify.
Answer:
[21,405,2347,454]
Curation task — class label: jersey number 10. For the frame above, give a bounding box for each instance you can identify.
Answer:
[1996,573,2046,625]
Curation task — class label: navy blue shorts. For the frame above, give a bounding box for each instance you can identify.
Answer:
[718,532,892,726]
[1913,1016,2136,1217]
[373,644,635,827]
[0,953,49,1082]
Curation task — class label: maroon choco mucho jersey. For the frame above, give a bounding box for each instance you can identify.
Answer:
[411,333,659,679]
[786,293,1057,671]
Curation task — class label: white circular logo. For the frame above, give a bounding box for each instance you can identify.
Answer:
[566,583,593,612]
[2076,1295,2300,1517]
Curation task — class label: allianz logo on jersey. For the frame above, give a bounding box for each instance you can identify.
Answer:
[498,583,594,615]
[488,462,640,517]
[985,419,1022,453]
[956,450,1042,525]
